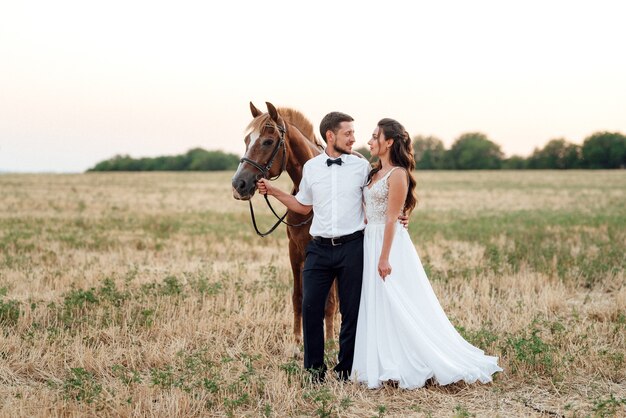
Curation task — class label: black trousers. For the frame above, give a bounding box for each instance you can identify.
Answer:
[302,234,364,379]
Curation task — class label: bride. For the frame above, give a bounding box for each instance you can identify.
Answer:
[351,118,502,389]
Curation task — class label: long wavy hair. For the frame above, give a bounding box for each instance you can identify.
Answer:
[367,118,418,214]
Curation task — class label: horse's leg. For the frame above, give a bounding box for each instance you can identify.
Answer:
[324,279,338,342]
[288,238,304,350]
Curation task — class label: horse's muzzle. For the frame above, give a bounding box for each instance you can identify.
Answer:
[232,177,256,200]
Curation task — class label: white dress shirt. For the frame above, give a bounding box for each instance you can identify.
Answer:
[295,151,370,238]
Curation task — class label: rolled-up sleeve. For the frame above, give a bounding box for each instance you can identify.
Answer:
[361,162,370,188]
[295,164,312,205]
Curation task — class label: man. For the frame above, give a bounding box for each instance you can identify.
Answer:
[258,111,367,382]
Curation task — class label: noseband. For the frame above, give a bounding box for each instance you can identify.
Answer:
[240,122,287,181]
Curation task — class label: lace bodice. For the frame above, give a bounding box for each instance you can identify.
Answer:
[364,167,401,225]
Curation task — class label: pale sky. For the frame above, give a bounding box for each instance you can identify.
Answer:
[1,0,625,172]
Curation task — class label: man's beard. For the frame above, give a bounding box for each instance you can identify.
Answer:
[334,144,352,155]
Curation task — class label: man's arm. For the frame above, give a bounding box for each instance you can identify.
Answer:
[257,178,312,215]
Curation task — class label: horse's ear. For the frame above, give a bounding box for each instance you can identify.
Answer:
[266,102,279,123]
[250,102,262,118]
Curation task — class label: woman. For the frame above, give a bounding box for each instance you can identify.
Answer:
[351,118,502,389]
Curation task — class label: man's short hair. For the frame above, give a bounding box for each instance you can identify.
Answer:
[319,112,354,143]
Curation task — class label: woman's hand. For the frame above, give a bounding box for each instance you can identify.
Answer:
[398,213,409,229]
[378,258,392,281]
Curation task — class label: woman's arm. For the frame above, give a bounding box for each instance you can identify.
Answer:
[378,168,409,280]
[363,194,368,225]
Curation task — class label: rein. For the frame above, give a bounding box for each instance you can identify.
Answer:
[240,122,313,237]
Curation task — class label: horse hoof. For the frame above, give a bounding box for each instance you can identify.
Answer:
[287,343,303,359]
[325,338,338,349]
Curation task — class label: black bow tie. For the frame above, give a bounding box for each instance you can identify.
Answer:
[326,158,343,167]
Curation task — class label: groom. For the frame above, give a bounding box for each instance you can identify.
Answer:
[257,111,370,381]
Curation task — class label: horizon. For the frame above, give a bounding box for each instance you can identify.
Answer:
[3,126,621,174]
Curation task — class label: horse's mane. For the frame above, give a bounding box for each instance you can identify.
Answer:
[246,108,324,150]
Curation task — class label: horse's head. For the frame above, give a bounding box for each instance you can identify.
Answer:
[232,101,287,200]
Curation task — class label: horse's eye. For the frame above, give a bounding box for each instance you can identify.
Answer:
[262,139,274,146]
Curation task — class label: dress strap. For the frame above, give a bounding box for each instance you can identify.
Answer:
[383,166,402,180]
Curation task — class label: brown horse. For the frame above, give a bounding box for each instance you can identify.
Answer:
[231,101,338,347]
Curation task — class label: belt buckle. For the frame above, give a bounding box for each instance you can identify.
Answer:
[331,237,341,246]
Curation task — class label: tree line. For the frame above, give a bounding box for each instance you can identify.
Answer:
[87,148,240,171]
[411,131,625,169]
[88,131,626,172]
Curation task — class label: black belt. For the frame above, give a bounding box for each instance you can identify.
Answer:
[312,230,364,246]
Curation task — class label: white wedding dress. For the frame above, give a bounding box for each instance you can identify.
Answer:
[351,168,502,389]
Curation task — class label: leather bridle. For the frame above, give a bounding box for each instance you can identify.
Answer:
[239,122,287,182]
[239,121,313,237]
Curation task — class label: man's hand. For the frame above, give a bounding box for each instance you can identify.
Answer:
[398,214,409,229]
[256,178,312,215]
[257,178,274,196]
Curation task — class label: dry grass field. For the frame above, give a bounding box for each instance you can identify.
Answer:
[0,170,624,417]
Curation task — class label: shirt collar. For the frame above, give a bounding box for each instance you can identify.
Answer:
[323,150,347,163]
